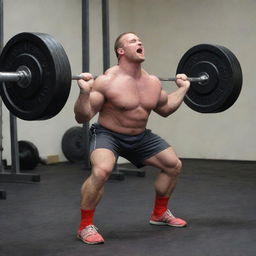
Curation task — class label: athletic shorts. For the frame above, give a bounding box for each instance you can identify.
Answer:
[89,123,170,168]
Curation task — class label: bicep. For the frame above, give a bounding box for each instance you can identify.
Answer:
[90,90,105,114]
[154,89,169,115]
[149,75,169,116]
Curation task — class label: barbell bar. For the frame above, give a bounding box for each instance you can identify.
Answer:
[0,71,24,82]
[71,74,210,83]
[0,32,243,120]
[0,69,209,85]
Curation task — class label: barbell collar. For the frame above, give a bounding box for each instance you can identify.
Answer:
[16,66,32,88]
[0,67,32,88]
[0,71,23,82]
[0,69,30,81]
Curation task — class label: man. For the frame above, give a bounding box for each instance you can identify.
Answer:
[74,32,190,245]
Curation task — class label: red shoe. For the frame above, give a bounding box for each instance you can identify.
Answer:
[77,225,105,245]
[150,209,187,227]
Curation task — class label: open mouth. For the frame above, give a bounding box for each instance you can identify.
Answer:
[136,48,143,54]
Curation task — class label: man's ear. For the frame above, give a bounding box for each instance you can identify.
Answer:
[117,48,125,56]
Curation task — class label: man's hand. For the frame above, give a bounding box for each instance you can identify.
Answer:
[176,74,190,90]
[77,73,94,94]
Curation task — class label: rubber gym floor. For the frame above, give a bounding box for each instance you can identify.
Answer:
[0,159,256,256]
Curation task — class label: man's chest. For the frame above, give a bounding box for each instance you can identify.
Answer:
[104,81,160,111]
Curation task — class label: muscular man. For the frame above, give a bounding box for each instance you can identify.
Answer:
[74,32,190,245]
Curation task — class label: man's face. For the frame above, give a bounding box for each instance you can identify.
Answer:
[118,33,145,63]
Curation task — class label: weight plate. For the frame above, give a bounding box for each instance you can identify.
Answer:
[176,44,242,113]
[18,140,40,170]
[0,32,72,120]
[214,45,243,112]
[61,126,87,162]
[0,189,7,200]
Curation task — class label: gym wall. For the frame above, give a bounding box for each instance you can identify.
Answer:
[2,0,83,164]
[2,0,255,164]
[109,0,256,161]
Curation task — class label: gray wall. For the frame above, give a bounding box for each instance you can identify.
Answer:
[1,0,256,164]
[109,0,256,161]
[2,0,83,163]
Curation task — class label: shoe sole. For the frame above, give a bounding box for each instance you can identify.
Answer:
[149,220,187,227]
[77,235,104,245]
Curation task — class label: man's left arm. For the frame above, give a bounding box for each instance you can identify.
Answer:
[154,74,190,117]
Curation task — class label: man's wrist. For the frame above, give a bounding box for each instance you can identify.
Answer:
[79,89,89,95]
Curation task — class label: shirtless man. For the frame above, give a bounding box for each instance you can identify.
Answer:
[74,32,190,245]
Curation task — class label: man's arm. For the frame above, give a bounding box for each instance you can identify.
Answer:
[74,73,105,123]
[154,74,190,117]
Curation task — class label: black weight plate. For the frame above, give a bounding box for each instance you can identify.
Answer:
[61,126,87,162]
[214,45,242,112]
[0,32,72,120]
[176,44,242,113]
[0,189,7,200]
[18,140,40,170]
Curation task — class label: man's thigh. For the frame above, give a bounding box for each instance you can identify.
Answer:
[90,148,117,171]
[143,147,180,170]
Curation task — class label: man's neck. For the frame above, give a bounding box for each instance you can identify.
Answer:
[118,59,142,79]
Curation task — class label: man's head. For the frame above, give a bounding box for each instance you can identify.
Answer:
[114,32,145,63]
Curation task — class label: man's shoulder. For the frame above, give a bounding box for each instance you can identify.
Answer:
[96,66,119,83]
[93,67,119,93]
[141,69,161,85]
[103,65,121,80]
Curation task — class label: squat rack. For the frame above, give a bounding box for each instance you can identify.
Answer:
[0,0,145,199]
[82,0,145,179]
[0,0,5,199]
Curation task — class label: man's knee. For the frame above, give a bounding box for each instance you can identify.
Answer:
[92,164,114,184]
[164,158,182,177]
[175,159,182,174]
[90,149,116,184]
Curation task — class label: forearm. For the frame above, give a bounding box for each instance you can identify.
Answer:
[74,92,93,123]
[167,86,188,113]
[157,86,189,117]
[74,73,105,123]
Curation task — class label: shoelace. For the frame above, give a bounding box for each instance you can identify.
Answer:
[81,225,98,237]
[164,210,175,220]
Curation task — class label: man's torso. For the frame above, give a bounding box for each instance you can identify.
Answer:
[97,66,162,134]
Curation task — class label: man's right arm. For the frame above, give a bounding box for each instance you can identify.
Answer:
[74,73,105,123]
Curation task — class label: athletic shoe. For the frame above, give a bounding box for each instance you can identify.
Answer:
[149,209,187,227]
[77,225,105,245]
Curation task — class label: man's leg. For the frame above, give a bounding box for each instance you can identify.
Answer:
[81,148,116,209]
[143,147,187,227]
[78,148,117,244]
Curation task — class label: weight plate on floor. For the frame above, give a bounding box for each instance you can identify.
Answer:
[19,140,40,170]
[176,44,242,113]
[0,32,72,120]
[61,126,87,162]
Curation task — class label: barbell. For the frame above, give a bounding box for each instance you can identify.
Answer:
[0,32,243,120]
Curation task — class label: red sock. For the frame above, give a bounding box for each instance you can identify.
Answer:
[79,208,95,231]
[152,195,169,217]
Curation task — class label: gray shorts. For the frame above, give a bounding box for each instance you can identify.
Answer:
[89,123,170,168]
